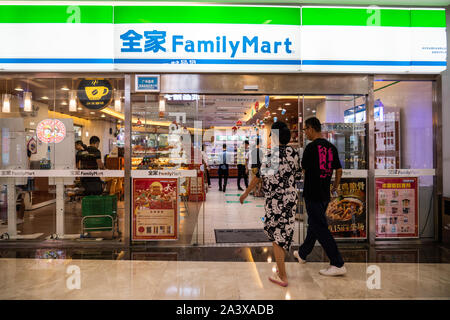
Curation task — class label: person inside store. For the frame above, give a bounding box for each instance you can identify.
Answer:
[202,144,211,188]
[75,140,87,169]
[218,143,229,192]
[240,121,301,287]
[249,137,263,197]
[293,117,346,276]
[237,140,249,191]
[80,136,105,195]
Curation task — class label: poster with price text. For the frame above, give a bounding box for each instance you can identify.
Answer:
[376,177,419,238]
[132,178,178,241]
[326,178,367,239]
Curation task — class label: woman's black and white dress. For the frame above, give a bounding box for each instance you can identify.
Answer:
[256,145,301,250]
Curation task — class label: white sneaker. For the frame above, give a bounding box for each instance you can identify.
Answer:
[293,250,306,264]
[319,265,347,276]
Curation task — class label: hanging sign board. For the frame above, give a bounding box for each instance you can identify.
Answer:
[36,119,66,144]
[135,74,160,92]
[77,79,113,110]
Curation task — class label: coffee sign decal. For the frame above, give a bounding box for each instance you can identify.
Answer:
[77,79,113,110]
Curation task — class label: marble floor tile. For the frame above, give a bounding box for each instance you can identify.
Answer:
[1,259,449,300]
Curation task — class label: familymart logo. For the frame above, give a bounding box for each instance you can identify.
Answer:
[119,29,294,58]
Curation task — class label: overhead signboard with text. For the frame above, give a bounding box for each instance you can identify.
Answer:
[0,3,446,73]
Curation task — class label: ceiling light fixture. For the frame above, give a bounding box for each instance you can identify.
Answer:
[69,90,77,112]
[114,90,121,112]
[41,96,49,100]
[2,93,11,113]
[2,80,10,113]
[61,86,69,91]
[24,91,32,112]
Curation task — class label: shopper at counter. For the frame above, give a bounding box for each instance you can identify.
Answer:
[240,121,301,287]
[80,136,104,195]
[293,117,346,276]
[201,145,211,188]
[218,144,229,192]
[237,140,249,191]
[75,140,87,169]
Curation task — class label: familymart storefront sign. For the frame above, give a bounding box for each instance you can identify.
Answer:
[0,3,447,73]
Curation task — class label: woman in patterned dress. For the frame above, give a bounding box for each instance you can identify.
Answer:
[240,121,301,287]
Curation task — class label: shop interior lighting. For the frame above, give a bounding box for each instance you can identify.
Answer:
[61,101,68,106]
[69,90,77,112]
[14,85,23,92]
[61,86,69,91]
[312,110,316,113]
[90,111,95,115]
[2,93,11,113]
[77,107,82,111]
[159,96,166,112]
[41,96,49,100]
[85,131,89,137]
[114,91,122,112]
[24,91,32,112]
[2,81,11,113]
[101,114,106,118]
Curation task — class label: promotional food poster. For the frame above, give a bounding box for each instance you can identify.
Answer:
[326,178,367,239]
[375,177,418,238]
[132,178,178,241]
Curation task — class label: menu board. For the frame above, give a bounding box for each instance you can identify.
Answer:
[132,178,179,241]
[375,177,419,238]
[326,178,367,239]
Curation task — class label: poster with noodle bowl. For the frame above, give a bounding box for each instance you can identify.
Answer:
[325,178,367,239]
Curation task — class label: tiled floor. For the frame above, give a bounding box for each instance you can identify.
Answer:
[0,258,449,300]
[195,179,302,245]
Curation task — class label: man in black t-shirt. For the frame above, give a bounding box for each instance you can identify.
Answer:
[80,136,104,195]
[293,117,346,276]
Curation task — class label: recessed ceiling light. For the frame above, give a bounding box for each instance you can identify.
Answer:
[101,114,106,118]
[61,101,67,105]
[77,107,82,111]
[14,86,23,91]
[307,108,310,111]
[61,87,69,91]
[90,112,95,115]
[272,112,276,115]
[285,103,291,106]
[312,110,316,113]
[41,96,49,100]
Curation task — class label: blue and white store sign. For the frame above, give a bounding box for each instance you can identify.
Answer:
[135,74,160,92]
[115,25,300,72]
[0,3,446,74]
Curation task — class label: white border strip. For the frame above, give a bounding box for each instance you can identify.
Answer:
[131,169,197,178]
[0,170,124,177]
[375,169,435,177]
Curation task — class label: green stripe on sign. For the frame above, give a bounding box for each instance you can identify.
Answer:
[114,6,300,25]
[227,201,251,204]
[225,194,241,196]
[302,8,411,27]
[411,10,446,27]
[0,5,113,23]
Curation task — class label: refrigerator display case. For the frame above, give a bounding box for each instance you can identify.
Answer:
[321,123,367,169]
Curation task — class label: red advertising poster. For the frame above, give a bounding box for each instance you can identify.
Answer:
[132,178,178,241]
[376,177,419,238]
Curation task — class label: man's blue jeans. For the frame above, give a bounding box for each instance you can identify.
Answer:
[298,199,345,268]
